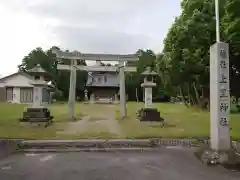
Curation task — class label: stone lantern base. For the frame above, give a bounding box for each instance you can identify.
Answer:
[19,107,53,127]
[137,108,164,122]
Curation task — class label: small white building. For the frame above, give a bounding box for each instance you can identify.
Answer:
[0,71,54,104]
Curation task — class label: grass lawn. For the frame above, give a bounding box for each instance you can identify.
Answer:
[0,102,239,140]
[0,103,119,139]
[0,102,84,123]
[0,102,84,139]
[117,102,240,140]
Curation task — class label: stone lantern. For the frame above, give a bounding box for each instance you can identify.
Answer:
[138,67,164,122]
[141,67,157,108]
[84,89,88,101]
[20,64,53,126]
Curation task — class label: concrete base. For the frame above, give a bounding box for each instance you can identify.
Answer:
[137,108,164,122]
[195,146,240,170]
[20,107,53,127]
[84,101,120,104]
[20,121,53,128]
[113,101,120,104]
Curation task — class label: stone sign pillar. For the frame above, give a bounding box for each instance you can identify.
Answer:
[210,42,231,151]
[138,67,163,122]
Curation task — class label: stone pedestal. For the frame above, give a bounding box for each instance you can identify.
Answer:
[20,107,53,127]
[114,93,119,104]
[138,108,164,122]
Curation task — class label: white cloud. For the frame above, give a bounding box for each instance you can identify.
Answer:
[0,0,181,76]
[0,2,59,76]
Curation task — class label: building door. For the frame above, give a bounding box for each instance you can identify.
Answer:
[20,87,33,103]
[6,87,13,101]
[0,87,6,101]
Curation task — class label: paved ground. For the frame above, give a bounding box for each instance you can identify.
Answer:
[0,148,239,180]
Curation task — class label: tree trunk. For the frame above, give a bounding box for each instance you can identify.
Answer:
[192,82,201,106]
[188,83,195,106]
[136,88,139,103]
[179,85,189,107]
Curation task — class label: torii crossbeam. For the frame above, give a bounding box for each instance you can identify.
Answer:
[52,48,139,119]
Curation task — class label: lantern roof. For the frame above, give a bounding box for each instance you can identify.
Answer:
[141,67,157,76]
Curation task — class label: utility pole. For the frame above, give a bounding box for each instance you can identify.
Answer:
[210,0,231,152]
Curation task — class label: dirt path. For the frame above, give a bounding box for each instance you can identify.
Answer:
[57,105,123,137]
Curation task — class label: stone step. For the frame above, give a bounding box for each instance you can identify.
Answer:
[19,140,152,149]
[19,147,159,153]
[13,139,240,152]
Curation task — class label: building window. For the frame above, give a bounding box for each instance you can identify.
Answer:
[104,76,107,83]
[98,77,101,83]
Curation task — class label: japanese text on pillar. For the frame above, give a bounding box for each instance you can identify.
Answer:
[219,48,229,127]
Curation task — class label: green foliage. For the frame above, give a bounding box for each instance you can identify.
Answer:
[125,49,163,100]
[18,47,58,76]
[18,46,163,101]
[18,47,88,100]
[156,0,240,108]
[223,0,240,98]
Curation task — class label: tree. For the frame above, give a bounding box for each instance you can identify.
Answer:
[18,47,88,100]
[18,47,58,76]
[223,0,240,102]
[155,53,175,97]
[159,0,227,108]
[159,0,240,108]
[125,49,160,101]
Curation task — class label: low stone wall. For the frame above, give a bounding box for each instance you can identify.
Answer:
[0,140,21,160]
[19,139,211,149]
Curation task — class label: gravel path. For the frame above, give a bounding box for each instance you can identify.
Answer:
[57,105,123,136]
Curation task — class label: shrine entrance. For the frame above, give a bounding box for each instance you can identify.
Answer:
[52,48,139,120]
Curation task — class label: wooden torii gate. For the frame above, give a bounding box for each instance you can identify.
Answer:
[52,48,139,119]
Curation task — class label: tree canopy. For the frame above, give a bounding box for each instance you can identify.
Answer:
[156,0,240,107]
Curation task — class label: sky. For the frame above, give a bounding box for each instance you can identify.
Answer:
[0,0,181,77]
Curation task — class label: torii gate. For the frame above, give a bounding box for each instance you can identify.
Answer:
[52,48,139,119]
